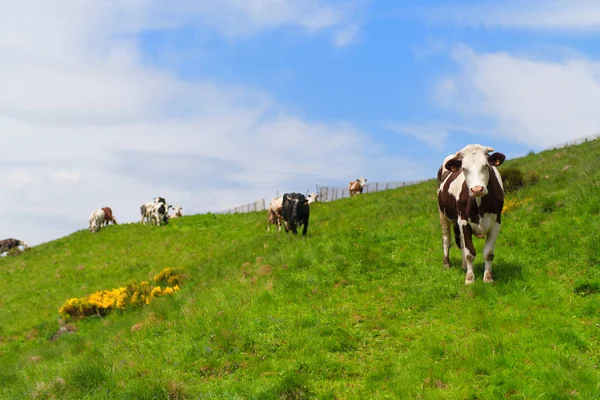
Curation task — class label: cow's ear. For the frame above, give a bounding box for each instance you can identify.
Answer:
[445,158,462,172]
[488,152,506,167]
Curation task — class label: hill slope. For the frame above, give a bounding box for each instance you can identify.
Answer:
[1,141,599,399]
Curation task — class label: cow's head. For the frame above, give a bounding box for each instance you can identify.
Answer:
[356,177,367,187]
[18,240,28,248]
[445,144,506,198]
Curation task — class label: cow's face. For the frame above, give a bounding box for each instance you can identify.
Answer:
[445,145,505,198]
[357,177,367,187]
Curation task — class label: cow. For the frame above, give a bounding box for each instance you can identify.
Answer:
[307,193,319,204]
[140,202,155,224]
[89,209,105,233]
[141,197,169,225]
[0,238,28,253]
[169,206,183,219]
[267,196,284,232]
[281,193,310,235]
[102,207,117,226]
[349,177,367,196]
[437,144,506,285]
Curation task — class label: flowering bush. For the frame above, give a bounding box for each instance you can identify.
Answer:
[59,268,182,320]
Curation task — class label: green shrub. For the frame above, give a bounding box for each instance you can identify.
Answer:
[524,170,540,186]
[501,167,524,192]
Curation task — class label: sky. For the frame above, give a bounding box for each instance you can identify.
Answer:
[2,0,600,245]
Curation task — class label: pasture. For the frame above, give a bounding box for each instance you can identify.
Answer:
[0,140,599,399]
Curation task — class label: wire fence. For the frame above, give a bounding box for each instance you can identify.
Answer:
[218,180,427,214]
[547,132,600,150]
[220,198,267,215]
[218,132,600,214]
[315,180,427,203]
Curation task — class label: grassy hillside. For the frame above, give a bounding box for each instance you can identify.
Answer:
[1,140,599,399]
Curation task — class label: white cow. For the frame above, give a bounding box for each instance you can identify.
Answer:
[267,196,284,232]
[307,193,319,204]
[89,209,106,233]
[169,206,183,219]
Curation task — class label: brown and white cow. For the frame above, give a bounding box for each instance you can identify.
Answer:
[437,144,506,284]
[349,177,367,197]
[102,207,117,226]
[267,196,284,232]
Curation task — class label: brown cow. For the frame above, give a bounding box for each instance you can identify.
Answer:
[102,207,118,226]
[349,177,367,196]
[437,144,505,284]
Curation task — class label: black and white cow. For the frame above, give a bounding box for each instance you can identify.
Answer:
[140,197,169,225]
[0,238,28,253]
[437,144,506,284]
[282,193,310,236]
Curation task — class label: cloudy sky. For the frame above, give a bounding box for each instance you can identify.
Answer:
[2,0,600,245]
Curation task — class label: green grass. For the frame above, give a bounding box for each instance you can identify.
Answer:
[1,140,600,398]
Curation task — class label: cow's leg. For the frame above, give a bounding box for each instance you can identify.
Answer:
[483,222,500,283]
[459,222,476,285]
[302,218,309,236]
[439,211,452,268]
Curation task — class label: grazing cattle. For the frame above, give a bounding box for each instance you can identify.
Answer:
[267,196,284,232]
[140,202,153,224]
[89,209,105,233]
[306,193,319,204]
[141,197,169,225]
[281,193,310,235]
[0,238,28,253]
[169,206,183,219]
[437,144,506,284]
[349,177,367,196]
[101,207,118,226]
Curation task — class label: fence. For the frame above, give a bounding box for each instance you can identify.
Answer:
[218,180,427,214]
[219,132,600,214]
[221,198,267,215]
[315,180,427,203]
[547,132,600,150]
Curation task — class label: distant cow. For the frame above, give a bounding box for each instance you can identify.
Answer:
[169,206,183,219]
[0,238,28,253]
[307,193,319,204]
[89,209,105,233]
[140,202,155,224]
[267,196,284,232]
[282,193,310,235]
[141,197,169,225]
[102,207,117,226]
[437,144,506,284]
[349,177,367,196]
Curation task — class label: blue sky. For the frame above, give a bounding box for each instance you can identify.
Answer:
[2,0,600,245]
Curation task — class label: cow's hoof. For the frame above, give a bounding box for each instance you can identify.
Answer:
[465,273,475,285]
[483,271,494,283]
[443,260,451,269]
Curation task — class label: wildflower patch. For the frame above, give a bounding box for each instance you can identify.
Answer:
[502,198,533,214]
[59,268,182,320]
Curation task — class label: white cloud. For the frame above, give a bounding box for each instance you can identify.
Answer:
[333,23,360,47]
[385,124,449,151]
[429,0,600,30]
[0,0,412,246]
[435,45,600,148]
